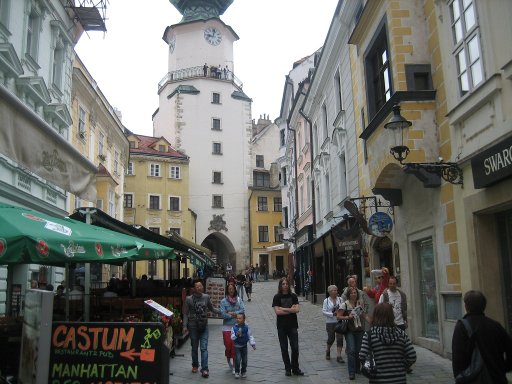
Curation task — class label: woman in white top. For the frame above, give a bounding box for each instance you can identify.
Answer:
[322,285,344,363]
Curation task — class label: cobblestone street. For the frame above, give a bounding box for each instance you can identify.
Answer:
[169,280,455,383]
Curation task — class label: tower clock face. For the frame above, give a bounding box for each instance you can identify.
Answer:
[204,27,222,46]
[169,36,176,53]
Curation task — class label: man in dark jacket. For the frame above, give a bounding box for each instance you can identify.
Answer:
[452,290,512,383]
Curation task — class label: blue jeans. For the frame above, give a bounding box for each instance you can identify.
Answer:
[235,345,248,374]
[236,284,245,300]
[345,331,364,375]
[277,327,300,372]
[189,326,209,371]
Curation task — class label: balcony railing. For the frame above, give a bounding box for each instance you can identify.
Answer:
[158,65,244,91]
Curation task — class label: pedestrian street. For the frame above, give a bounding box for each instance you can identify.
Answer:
[168,280,455,383]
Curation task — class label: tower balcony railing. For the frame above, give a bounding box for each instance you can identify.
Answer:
[158,65,243,92]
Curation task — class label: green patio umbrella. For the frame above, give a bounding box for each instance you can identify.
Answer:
[0,204,175,265]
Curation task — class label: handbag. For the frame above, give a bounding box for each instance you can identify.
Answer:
[334,319,348,334]
[361,331,378,379]
[455,319,490,384]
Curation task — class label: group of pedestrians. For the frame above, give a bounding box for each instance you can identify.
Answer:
[182,270,512,383]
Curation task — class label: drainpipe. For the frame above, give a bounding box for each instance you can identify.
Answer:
[248,189,253,269]
[299,109,316,238]
[286,124,300,280]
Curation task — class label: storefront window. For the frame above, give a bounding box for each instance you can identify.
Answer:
[416,238,439,339]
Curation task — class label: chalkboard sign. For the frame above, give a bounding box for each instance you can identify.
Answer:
[49,322,169,384]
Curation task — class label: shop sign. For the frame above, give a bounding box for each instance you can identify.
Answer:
[471,135,512,189]
[338,237,361,251]
[368,212,393,237]
[49,322,169,384]
[296,225,313,248]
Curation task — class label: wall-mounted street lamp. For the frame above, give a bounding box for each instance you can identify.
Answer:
[384,104,463,186]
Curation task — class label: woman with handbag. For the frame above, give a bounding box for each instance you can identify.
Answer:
[322,285,344,363]
[338,287,368,379]
[359,303,416,383]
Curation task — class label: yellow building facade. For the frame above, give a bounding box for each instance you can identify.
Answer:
[124,134,196,279]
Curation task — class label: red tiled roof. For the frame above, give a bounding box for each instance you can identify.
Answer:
[129,134,188,159]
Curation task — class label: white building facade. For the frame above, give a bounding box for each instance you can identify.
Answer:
[153,1,252,270]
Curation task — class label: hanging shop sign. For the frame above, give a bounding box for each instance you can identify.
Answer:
[338,236,362,251]
[368,212,393,237]
[471,135,512,189]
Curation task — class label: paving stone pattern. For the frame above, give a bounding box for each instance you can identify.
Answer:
[169,280,455,383]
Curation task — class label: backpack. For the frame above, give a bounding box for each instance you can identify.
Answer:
[455,318,492,383]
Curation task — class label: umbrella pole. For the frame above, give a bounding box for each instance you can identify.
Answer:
[65,263,70,321]
[84,208,92,321]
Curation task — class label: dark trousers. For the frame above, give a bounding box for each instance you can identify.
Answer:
[234,345,248,374]
[277,327,299,372]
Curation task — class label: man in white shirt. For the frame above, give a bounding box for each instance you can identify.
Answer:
[378,276,407,330]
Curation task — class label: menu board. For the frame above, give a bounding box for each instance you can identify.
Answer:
[48,322,169,384]
[205,277,225,319]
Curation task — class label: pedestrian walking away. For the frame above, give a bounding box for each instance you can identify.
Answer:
[219,282,245,375]
[452,290,512,384]
[272,277,305,377]
[359,303,416,383]
[244,271,253,301]
[322,284,344,363]
[182,280,221,378]
[235,271,246,301]
[230,313,256,378]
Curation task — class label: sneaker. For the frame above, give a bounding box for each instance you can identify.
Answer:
[232,368,236,375]
[241,372,247,378]
[192,367,198,373]
[234,373,240,379]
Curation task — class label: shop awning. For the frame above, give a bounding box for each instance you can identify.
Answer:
[69,207,213,264]
[0,204,174,265]
[0,84,97,201]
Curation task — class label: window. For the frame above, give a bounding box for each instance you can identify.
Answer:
[52,44,65,90]
[124,193,133,208]
[0,0,10,30]
[114,151,119,175]
[256,155,264,168]
[324,173,331,212]
[213,171,222,184]
[26,9,40,60]
[300,184,304,214]
[253,171,270,187]
[334,70,343,113]
[212,142,222,155]
[274,226,283,242]
[96,199,103,210]
[159,144,167,152]
[98,132,104,157]
[108,189,114,216]
[212,195,223,208]
[280,129,285,147]
[129,141,135,148]
[170,166,180,179]
[258,226,269,242]
[148,260,158,276]
[283,207,289,228]
[257,196,268,211]
[127,161,134,175]
[322,104,328,141]
[281,168,287,186]
[306,176,311,207]
[78,107,86,136]
[212,118,221,130]
[169,196,180,211]
[450,0,483,95]
[168,228,181,235]
[212,92,221,104]
[149,195,160,209]
[274,197,282,212]
[365,21,392,119]
[150,163,160,177]
[74,197,81,210]
[149,227,160,234]
[313,124,318,156]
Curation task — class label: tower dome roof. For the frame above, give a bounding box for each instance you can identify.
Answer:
[169,0,234,22]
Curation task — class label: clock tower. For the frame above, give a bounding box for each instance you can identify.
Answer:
[153,0,252,271]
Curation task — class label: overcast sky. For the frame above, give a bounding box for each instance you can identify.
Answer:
[75,0,338,136]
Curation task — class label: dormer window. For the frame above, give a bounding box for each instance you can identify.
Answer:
[159,144,167,152]
[129,141,136,148]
